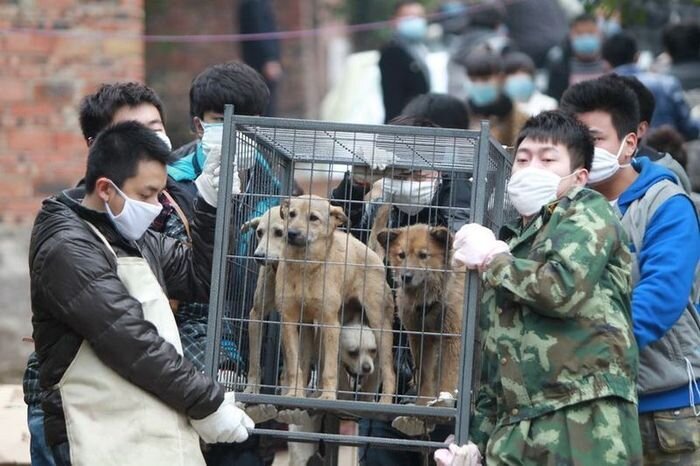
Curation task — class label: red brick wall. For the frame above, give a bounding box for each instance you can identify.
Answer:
[0,0,144,224]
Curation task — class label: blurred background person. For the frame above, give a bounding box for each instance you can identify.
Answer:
[546,13,609,101]
[661,21,700,92]
[464,49,528,147]
[239,0,282,116]
[502,51,557,116]
[379,1,430,123]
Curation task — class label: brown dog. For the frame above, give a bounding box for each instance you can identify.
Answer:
[240,206,285,394]
[377,224,465,405]
[275,195,396,403]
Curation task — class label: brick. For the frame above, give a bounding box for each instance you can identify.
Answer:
[34,79,76,101]
[0,79,30,103]
[102,38,142,57]
[7,129,53,151]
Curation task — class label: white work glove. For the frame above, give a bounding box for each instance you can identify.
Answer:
[452,223,510,269]
[190,392,254,444]
[434,435,483,466]
[196,126,243,206]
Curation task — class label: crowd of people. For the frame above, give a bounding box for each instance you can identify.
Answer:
[22,1,700,465]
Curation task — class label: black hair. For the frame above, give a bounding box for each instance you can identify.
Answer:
[393,0,422,16]
[84,121,171,193]
[469,0,505,30]
[79,82,165,142]
[616,75,655,125]
[387,115,439,127]
[401,93,471,129]
[571,13,597,28]
[645,125,688,168]
[503,52,536,75]
[189,61,270,120]
[464,49,503,78]
[662,21,700,63]
[516,110,595,171]
[602,32,637,68]
[560,75,640,140]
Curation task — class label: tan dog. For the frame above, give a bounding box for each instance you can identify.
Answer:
[377,224,464,405]
[276,195,396,402]
[240,206,285,394]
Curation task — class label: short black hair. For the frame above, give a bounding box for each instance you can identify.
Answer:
[560,75,640,140]
[401,93,471,129]
[516,110,595,171]
[79,82,165,142]
[468,0,505,29]
[645,125,688,168]
[84,121,171,193]
[189,61,270,120]
[602,32,637,68]
[387,115,439,127]
[571,13,597,28]
[662,21,700,63]
[464,49,503,78]
[503,52,536,75]
[616,74,655,124]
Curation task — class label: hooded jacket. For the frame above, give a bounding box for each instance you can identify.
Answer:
[29,188,224,446]
[618,157,700,412]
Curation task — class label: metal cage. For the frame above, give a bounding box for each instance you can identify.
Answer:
[204,105,515,460]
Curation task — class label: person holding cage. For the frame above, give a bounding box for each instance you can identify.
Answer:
[439,111,642,465]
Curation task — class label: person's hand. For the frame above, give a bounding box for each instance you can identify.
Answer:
[190,392,254,444]
[434,435,483,466]
[195,143,222,207]
[452,223,510,269]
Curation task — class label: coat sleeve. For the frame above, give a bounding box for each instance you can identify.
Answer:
[37,235,224,420]
[379,46,409,123]
[482,196,623,318]
[157,196,217,304]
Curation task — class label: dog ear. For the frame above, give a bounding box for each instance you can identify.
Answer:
[280,198,290,219]
[330,205,348,227]
[376,229,401,251]
[430,226,453,249]
[241,216,261,233]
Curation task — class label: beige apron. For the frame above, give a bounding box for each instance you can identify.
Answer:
[55,222,205,466]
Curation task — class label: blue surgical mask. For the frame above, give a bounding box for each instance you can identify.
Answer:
[396,16,428,42]
[468,81,500,107]
[504,75,535,102]
[572,34,601,56]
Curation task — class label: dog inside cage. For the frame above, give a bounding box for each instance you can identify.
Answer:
[206,111,513,461]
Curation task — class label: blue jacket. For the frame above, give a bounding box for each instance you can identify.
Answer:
[618,157,700,412]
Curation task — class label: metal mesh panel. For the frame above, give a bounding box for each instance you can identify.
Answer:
[205,107,514,456]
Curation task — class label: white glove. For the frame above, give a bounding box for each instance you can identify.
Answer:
[434,435,483,466]
[452,223,510,269]
[190,392,254,444]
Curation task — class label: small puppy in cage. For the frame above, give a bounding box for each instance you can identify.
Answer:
[377,224,465,405]
[337,312,380,399]
[276,195,396,403]
[240,205,285,394]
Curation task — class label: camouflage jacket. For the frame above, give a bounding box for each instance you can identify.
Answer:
[469,187,639,451]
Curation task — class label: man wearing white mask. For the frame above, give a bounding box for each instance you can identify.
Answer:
[29,121,254,466]
[379,1,431,122]
[449,110,642,464]
[561,76,700,465]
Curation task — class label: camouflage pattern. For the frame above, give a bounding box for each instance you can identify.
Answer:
[469,187,640,457]
[639,407,700,465]
[485,397,642,465]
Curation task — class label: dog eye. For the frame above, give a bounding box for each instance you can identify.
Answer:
[309,214,319,222]
[397,252,406,260]
[418,252,428,260]
[256,230,263,238]
[274,228,284,237]
[369,348,377,355]
[348,350,359,358]
[289,210,297,218]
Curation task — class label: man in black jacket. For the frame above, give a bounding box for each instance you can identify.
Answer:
[379,1,431,122]
[30,122,253,465]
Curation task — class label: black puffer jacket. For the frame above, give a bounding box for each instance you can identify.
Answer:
[30,188,224,446]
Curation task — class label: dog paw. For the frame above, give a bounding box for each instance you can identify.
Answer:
[316,391,337,401]
[427,391,456,408]
[245,404,278,424]
[243,385,260,395]
[391,416,435,437]
[378,394,394,404]
[276,408,312,425]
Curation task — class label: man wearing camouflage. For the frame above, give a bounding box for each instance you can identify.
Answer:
[450,111,642,465]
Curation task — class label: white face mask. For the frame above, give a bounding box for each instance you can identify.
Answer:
[155,131,172,151]
[201,123,256,170]
[104,181,163,241]
[507,167,578,217]
[589,138,630,185]
[383,178,437,215]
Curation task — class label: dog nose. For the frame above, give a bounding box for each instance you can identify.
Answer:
[253,253,266,265]
[401,273,413,285]
[287,229,301,242]
[361,362,372,374]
